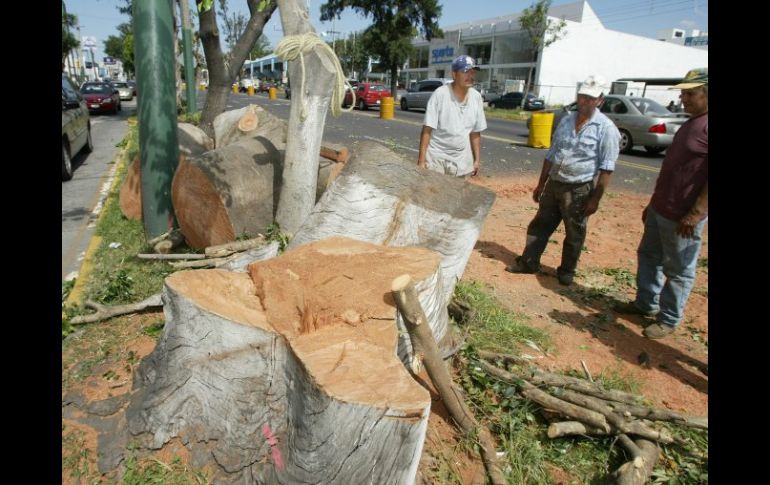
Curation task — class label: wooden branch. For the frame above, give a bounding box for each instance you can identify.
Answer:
[391,274,506,485]
[617,434,645,468]
[612,438,659,485]
[556,389,673,443]
[69,294,163,325]
[319,145,349,163]
[137,253,206,260]
[153,230,186,254]
[448,298,475,325]
[581,360,594,382]
[204,236,267,258]
[478,350,644,405]
[592,398,707,430]
[547,421,611,439]
[169,256,232,269]
[478,360,611,432]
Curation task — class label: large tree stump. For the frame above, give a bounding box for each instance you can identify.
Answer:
[127,238,445,483]
[213,104,287,148]
[171,136,285,249]
[290,140,496,356]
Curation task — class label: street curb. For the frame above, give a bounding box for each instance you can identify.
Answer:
[64,144,130,308]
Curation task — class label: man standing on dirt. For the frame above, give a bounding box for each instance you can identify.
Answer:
[614,68,708,339]
[506,74,620,286]
[417,55,487,178]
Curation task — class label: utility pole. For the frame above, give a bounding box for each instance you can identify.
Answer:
[134,0,180,239]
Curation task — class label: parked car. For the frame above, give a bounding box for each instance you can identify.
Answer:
[257,81,274,93]
[112,81,134,101]
[344,82,390,110]
[487,91,544,111]
[62,74,93,181]
[527,95,689,154]
[399,79,452,111]
[81,82,121,114]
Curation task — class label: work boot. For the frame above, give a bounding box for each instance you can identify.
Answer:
[613,300,658,319]
[556,269,574,286]
[505,256,538,274]
[643,323,676,339]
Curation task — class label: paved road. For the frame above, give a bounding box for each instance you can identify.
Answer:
[211,91,663,194]
[62,99,136,281]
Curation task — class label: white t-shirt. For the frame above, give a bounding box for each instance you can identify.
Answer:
[423,85,487,176]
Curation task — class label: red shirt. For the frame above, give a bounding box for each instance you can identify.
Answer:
[650,112,708,221]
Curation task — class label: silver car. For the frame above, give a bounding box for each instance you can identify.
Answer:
[529,95,689,154]
[400,79,452,111]
[112,81,134,101]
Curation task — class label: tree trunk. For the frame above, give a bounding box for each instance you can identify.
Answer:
[126,238,445,483]
[171,136,284,248]
[274,0,339,236]
[290,140,495,313]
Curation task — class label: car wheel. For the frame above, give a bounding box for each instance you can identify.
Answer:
[62,143,73,181]
[358,99,367,111]
[83,126,94,153]
[619,129,633,154]
[644,145,666,155]
[400,98,408,111]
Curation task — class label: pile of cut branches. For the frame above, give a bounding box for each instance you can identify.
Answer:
[471,350,707,485]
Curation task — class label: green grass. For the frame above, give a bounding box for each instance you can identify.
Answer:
[117,455,209,485]
[454,280,550,353]
[484,107,531,122]
[178,110,202,125]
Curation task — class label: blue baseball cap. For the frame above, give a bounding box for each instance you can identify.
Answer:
[451,55,481,73]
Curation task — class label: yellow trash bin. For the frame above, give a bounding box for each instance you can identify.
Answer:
[247,85,255,96]
[199,83,206,91]
[528,112,555,149]
[268,87,277,100]
[380,97,394,120]
[232,84,239,94]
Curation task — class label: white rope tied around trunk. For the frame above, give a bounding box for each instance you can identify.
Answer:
[274,32,354,121]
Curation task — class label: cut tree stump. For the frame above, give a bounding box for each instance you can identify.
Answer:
[126,238,447,484]
[213,104,287,148]
[119,123,214,220]
[290,140,495,358]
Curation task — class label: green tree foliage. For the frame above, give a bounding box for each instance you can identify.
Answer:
[331,31,367,78]
[62,13,80,67]
[218,0,248,52]
[320,0,443,96]
[101,23,135,77]
[249,34,272,59]
[518,0,566,106]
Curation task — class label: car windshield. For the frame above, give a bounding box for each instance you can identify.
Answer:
[628,97,671,116]
[113,82,128,88]
[82,84,111,94]
[370,85,387,92]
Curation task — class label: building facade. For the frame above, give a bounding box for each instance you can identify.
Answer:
[403,0,708,106]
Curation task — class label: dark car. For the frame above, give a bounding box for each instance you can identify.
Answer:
[62,74,93,180]
[81,82,121,114]
[488,92,545,111]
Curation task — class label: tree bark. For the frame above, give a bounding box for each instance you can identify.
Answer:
[612,438,659,485]
[198,0,278,138]
[391,275,506,485]
[126,238,444,483]
[547,421,611,439]
[274,0,339,236]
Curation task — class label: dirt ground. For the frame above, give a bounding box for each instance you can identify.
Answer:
[62,174,707,484]
[465,174,708,416]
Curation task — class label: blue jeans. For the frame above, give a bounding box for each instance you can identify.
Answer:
[635,206,707,327]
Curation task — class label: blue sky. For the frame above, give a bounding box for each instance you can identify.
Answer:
[65,0,708,62]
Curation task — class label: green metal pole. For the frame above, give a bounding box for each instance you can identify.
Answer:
[134,0,179,239]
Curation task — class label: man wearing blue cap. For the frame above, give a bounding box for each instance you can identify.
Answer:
[614,68,708,339]
[417,55,487,178]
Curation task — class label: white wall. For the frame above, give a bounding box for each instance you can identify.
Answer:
[538,2,708,106]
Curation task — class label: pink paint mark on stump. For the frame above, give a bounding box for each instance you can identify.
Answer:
[262,423,285,470]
